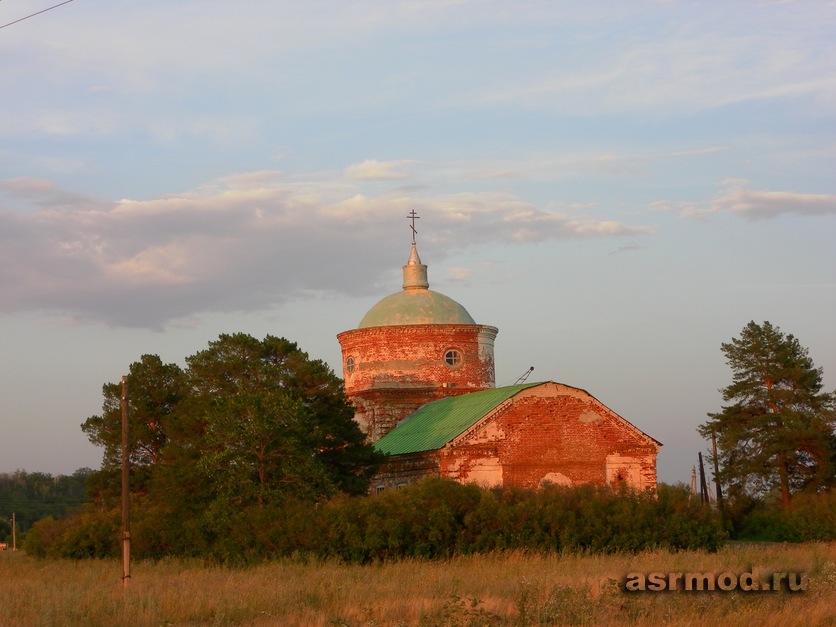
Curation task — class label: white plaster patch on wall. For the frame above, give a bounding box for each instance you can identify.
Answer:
[461,419,505,444]
[463,457,503,488]
[540,472,573,486]
[605,454,643,490]
[522,382,583,401]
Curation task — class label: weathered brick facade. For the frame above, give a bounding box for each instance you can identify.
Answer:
[372,383,659,492]
[338,239,661,493]
[337,323,497,441]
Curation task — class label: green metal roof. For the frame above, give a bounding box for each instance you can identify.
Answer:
[358,289,476,328]
[374,382,543,455]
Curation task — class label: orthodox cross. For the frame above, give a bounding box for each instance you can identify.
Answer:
[407,209,420,243]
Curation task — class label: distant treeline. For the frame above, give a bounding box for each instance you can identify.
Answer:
[0,469,91,541]
[25,479,727,562]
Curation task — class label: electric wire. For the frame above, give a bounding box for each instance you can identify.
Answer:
[0,0,74,30]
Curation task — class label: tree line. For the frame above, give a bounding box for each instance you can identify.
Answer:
[24,478,726,562]
[17,323,836,558]
[0,469,91,542]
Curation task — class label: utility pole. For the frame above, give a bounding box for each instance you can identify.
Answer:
[11,512,15,551]
[698,452,710,505]
[121,375,131,588]
[711,431,724,508]
[690,467,697,499]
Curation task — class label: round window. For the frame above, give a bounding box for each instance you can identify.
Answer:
[444,349,462,367]
[346,356,356,374]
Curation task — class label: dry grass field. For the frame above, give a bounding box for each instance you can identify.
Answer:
[1,542,834,626]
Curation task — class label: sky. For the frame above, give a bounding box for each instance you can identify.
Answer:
[1,1,834,486]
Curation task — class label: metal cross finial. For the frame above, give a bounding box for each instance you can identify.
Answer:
[407,209,420,243]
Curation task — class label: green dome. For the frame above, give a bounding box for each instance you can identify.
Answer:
[359,289,476,328]
[358,241,476,328]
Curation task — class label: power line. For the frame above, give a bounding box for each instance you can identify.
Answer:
[0,498,87,505]
[0,0,74,30]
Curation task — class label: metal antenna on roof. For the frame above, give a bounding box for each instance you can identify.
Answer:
[514,366,534,385]
[407,210,420,243]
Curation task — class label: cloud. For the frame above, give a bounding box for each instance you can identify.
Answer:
[1,177,57,197]
[0,177,107,211]
[672,180,836,220]
[5,2,831,140]
[709,182,836,220]
[0,170,650,329]
[458,8,835,116]
[345,160,413,180]
[447,268,472,282]
[447,147,727,185]
[608,243,645,256]
[657,147,729,158]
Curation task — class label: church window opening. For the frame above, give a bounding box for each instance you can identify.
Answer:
[444,349,462,367]
[346,356,356,374]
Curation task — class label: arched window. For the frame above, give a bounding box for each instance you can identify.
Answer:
[345,356,356,374]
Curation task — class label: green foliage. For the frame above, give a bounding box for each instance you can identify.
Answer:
[653,483,728,551]
[321,480,725,564]
[29,479,727,562]
[79,333,384,553]
[322,479,484,562]
[23,507,120,559]
[181,333,364,506]
[0,469,91,539]
[324,480,726,563]
[735,491,836,542]
[81,355,185,501]
[700,321,836,508]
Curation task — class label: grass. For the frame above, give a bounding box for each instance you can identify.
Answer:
[1,542,834,626]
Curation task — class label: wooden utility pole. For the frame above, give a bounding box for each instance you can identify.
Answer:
[121,375,131,588]
[11,512,15,551]
[711,431,724,507]
[690,467,697,499]
[698,452,710,505]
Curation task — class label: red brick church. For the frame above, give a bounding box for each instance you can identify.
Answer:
[337,218,660,492]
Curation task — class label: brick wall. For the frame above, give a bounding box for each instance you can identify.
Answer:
[337,323,498,441]
[375,382,659,493]
[372,451,442,491]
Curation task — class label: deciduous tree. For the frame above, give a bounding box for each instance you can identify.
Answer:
[177,333,383,506]
[81,355,185,498]
[82,333,384,554]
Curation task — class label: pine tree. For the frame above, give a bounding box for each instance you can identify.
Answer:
[699,321,835,508]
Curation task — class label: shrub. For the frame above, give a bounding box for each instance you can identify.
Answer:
[23,507,120,559]
[26,479,727,562]
[736,490,836,542]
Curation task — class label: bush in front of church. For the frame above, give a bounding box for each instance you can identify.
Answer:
[25,478,725,562]
[318,478,725,563]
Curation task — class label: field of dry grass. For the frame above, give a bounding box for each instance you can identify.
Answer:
[1,542,834,626]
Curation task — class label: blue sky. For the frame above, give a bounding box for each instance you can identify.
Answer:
[1,1,834,485]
